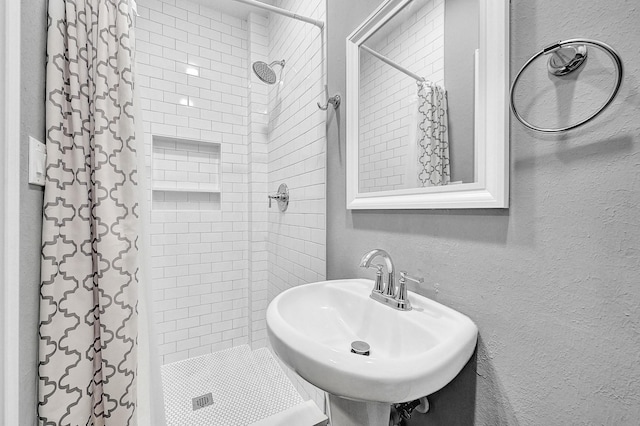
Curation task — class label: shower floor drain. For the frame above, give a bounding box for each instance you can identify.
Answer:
[192,393,214,411]
[162,345,304,425]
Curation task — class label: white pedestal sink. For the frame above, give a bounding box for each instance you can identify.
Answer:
[266,279,477,426]
[326,395,390,426]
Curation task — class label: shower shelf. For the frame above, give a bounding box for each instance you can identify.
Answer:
[152,186,220,193]
[151,135,221,211]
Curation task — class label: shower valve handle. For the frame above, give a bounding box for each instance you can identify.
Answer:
[268,184,290,211]
[268,193,287,207]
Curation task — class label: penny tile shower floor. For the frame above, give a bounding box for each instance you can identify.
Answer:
[161,345,304,425]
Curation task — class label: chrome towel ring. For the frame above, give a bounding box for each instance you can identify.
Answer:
[510,38,623,133]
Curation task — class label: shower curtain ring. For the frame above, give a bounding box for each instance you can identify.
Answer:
[318,94,341,110]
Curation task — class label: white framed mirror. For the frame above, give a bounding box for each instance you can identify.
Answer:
[346,0,509,209]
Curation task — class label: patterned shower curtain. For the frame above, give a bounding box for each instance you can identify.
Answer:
[38,0,139,425]
[417,81,450,186]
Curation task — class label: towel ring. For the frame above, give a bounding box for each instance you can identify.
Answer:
[510,38,623,133]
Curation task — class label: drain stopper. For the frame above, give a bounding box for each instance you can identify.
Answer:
[350,341,370,356]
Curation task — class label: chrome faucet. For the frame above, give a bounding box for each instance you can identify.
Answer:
[359,249,423,311]
[359,249,395,296]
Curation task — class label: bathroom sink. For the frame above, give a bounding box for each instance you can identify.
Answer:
[266,279,478,403]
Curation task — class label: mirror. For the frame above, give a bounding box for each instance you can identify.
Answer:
[346,0,510,209]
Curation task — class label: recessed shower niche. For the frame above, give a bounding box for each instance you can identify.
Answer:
[151,135,221,211]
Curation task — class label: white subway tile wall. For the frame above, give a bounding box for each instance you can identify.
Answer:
[247,12,270,350]
[266,0,327,407]
[136,0,327,408]
[150,136,222,210]
[151,190,221,211]
[267,0,326,298]
[358,0,445,192]
[151,137,221,192]
[137,0,251,364]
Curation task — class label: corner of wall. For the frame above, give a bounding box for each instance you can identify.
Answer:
[19,0,47,424]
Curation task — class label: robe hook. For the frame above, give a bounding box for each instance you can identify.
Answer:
[318,94,341,110]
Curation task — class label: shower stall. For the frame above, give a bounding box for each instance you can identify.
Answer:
[134,0,327,419]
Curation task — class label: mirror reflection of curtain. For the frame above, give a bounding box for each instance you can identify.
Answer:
[417,81,450,186]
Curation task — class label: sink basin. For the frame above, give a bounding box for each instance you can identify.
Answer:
[266,279,478,403]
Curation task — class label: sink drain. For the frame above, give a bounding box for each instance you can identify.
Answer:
[350,341,370,356]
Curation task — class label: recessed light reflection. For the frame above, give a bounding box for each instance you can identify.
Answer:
[185,67,199,76]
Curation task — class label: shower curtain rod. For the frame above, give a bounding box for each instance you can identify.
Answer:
[232,0,325,29]
[360,45,425,82]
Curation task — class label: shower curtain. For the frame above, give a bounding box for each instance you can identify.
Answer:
[38,0,140,424]
[416,81,450,186]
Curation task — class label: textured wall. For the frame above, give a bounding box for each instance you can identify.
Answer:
[327,0,640,424]
[0,1,4,418]
[19,0,47,424]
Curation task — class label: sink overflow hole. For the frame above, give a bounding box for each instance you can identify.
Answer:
[351,340,370,356]
[192,393,214,411]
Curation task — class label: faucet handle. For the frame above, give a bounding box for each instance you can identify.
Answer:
[400,271,424,285]
[366,264,385,293]
[396,271,423,310]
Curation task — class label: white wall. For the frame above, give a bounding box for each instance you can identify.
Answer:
[136,0,251,364]
[135,0,327,369]
[0,2,7,421]
[266,0,327,299]
[265,0,327,406]
[247,12,270,350]
[358,0,445,192]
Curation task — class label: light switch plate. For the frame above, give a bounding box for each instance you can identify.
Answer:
[28,136,46,186]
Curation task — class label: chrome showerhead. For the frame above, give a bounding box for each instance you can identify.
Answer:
[252,59,286,84]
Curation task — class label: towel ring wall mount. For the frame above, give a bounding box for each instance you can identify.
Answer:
[510,38,623,133]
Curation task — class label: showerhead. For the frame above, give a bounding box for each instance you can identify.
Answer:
[252,59,286,84]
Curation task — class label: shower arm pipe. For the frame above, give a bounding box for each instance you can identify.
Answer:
[232,0,324,29]
[360,45,425,83]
